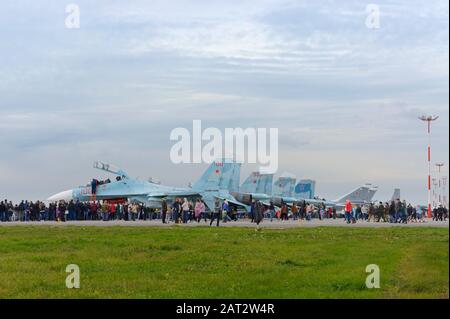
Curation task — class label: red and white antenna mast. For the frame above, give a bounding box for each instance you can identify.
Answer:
[418,115,439,218]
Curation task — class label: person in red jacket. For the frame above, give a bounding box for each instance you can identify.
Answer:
[109,203,116,221]
[345,200,352,224]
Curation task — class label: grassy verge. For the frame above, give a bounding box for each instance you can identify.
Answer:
[0,226,447,298]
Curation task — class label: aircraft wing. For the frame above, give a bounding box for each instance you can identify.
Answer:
[295,197,337,207]
[219,197,250,211]
[146,190,201,198]
[304,198,332,206]
[216,192,249,208]
[200,191,250,212]
[162,190,201,197]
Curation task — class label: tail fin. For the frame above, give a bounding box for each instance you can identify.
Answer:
[363,184,378,202]
[240,172,260,194]
[273,177,296,197]
[193,160,239,192]
[391,188,400,201]
[335,185,371,204]
[367,186,378,202]
[223,161,241,192]
[294,179,316,199]
[256,174,274,195]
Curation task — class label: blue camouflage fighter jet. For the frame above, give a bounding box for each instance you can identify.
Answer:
[47,160,248,211]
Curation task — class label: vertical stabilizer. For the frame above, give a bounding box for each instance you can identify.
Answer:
[335,185,371,204]
[294,179,316,199]
[273,177,296,197]
[257,174,274,195]
[193,160,239,192]
[240,172,260,194]
[391,188,401,201]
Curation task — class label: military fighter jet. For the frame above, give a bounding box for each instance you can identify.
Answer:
[238,166,377,208]
[47,160,248,211]
[230,171,273,205]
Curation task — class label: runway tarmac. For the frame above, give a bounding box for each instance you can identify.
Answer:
[0,219,448,228]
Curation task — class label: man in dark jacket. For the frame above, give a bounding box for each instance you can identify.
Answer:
[254,201,264,227]
[161,199,168,224]
[0,200,6,222]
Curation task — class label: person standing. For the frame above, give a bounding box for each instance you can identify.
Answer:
[356,205,363,221]
[201,200,208,222]
[299,201,306,220]
[108,203,115,221]
[291,202,298,220]
[407,204,413,223]
[67,200,75,221]
[172,198,181,224]
[210,198,221,227]
[122,203,129,221]
[344,200,352,224]
[189,200,194,222]
[416,205,423,222]
[39,201,47,221]
[410,205,417,222]
[375,202,384,223]
[90,201,98,220]
[400,200,408,224]
[91,179,98,196]
[268,201,275,222]
[0,200,6,222]
[222,200,232,222]
[318,204,324,221]
[101,202,109,221]
[58,201,67,222]
[194,199,204,223]
[182,198,190,223]
[306,203,313,221]
[18,201,25,222]
[254,201,264,229]
[388,201,395,223]
[161,199,168,224]
[131,204,138,221]
[249,200,255,222]
[381,202,388,223]
[394,199,401,223]
[280,203,288,221]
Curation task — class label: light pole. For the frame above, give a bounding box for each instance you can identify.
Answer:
[436,163,444,206]
[419,115,439,218]
[432,178,438,208]
[442,177,448,208]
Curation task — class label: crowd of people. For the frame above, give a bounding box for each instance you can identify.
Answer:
[0,200,150,222]
[342,199,449,224]
[0,197,448,225]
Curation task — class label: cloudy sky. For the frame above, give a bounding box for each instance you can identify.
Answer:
[0,0,448,204]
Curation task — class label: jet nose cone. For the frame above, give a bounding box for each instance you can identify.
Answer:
[47,190,73,202]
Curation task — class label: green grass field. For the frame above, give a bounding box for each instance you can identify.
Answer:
[0,226,448,299]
